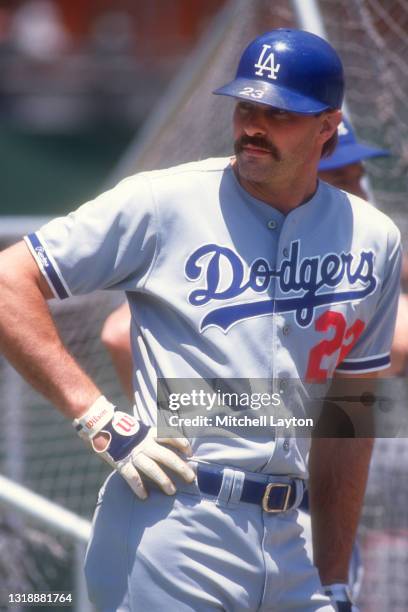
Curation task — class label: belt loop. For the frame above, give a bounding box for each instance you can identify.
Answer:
[215,468,234,507]
[295,479,305,508]
[228,469,245,508]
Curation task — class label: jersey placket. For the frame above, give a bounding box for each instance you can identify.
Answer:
[264,213,300,474]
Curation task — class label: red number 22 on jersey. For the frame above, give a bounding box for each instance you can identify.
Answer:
[305,311,365,381]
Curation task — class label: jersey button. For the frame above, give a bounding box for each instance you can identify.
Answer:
[283,325,291,335]
[283,440,290,451]
[267,220,277,229]
[283,247,289,257]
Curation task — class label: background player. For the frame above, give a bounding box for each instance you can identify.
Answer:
[318,117,389,197]
[0,30,401,611]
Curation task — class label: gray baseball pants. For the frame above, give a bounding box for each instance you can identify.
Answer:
[85,464,334,612]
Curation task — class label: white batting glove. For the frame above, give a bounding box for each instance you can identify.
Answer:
[73,396,196,499]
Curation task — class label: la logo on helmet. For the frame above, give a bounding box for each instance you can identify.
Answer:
[254,44,281,80]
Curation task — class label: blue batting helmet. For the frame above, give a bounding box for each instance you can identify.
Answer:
[213,29,344,115]
[319,117,390,170]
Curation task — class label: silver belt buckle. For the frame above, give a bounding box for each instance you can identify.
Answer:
[262,482,291,513]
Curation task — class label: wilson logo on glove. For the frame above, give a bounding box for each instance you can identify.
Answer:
[112,411,140,436]
[85,407,111,430]
[74,395,195,499]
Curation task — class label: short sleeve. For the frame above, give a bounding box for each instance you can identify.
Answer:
[336,225,402,374]
[24,174,158,298]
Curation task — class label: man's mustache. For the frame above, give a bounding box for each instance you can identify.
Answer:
[234,136,281,161]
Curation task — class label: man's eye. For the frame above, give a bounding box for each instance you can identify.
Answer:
[238,102,253,112]
[267,108,289,118]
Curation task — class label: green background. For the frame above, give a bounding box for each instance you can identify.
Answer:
[1,124,135,216]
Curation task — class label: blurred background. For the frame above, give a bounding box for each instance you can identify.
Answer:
[0,1,407,611]
[0,0,224,216]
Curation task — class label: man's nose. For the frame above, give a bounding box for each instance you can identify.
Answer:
[243,108,267,136]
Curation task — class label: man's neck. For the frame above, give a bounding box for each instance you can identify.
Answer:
[232,160,319,215]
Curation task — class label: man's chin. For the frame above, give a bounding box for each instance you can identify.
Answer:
[235,155,274,183]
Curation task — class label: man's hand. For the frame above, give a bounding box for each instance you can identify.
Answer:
[74,396,196,499]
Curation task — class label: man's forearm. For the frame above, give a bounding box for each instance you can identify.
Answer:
[309,436,374,585]
[0,243,100,418]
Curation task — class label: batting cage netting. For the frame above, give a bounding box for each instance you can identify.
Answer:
[1,1,407,611]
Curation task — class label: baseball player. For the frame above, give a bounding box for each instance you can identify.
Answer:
[101,301,134,401]
[99,117,393,603]
[99,125,394,392]
[318,117,390,198]
[0,30,401,612]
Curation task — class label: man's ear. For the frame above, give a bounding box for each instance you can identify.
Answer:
[320,109,342,139]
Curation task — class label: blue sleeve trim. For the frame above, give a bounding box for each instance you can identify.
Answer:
[336,354,390,372]
[26,233,69,299]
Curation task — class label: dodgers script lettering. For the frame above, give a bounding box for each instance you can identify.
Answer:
[185,240,377,331]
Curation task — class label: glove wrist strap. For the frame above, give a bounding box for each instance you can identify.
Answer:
[323,583,352,603]
[73,396,115,440]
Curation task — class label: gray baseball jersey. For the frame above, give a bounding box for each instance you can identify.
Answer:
[25,157,401,479]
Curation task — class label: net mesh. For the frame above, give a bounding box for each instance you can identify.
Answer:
[315,3,408,609]
[113,0,295,174]
[1,0,408,609]
[319,0,408,243]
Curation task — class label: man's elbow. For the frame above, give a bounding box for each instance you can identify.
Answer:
[0,241,52,300]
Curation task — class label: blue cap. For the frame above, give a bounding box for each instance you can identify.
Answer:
[213,29,344,115]
[319,117,390,170]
